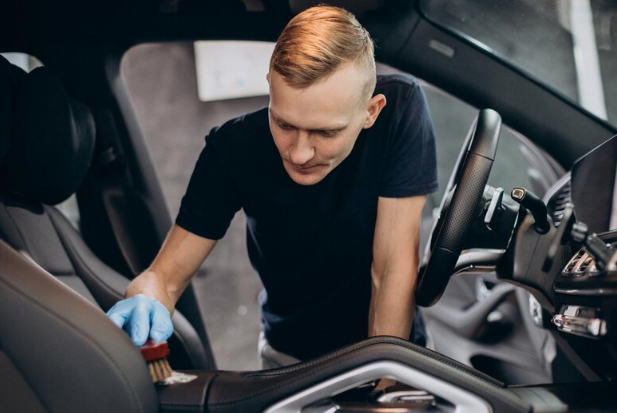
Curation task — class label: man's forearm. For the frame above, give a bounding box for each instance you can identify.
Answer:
[368,267,416,339]
[369,195,425,340]
[125,224,218,313]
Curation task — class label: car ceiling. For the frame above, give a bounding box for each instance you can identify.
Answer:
[1,0,290,47]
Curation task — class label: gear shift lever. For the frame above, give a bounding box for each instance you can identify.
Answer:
[511,187,550,234]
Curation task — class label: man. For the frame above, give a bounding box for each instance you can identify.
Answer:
[107,5,438,368]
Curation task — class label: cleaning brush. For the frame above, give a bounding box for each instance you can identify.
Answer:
[139,339,173,383]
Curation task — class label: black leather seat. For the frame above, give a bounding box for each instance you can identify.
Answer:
[0,240,160,413]
[0,55,213,371]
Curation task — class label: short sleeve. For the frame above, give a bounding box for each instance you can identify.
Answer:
[175,132,242,240]
[379,82,439,198]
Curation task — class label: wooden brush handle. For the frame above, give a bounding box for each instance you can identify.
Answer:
[139,339,170,362]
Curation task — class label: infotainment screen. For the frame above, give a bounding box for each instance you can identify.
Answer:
[571,135,617,234]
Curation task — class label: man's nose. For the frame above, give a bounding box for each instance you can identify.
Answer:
[289,133,315,165]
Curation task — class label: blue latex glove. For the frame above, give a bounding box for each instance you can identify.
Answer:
[106,294,173,346]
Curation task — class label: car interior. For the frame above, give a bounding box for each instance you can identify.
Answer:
[2,0,617,412]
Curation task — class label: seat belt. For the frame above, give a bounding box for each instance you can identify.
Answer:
[90,110,150,276]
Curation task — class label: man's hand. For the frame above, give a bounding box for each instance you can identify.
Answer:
[106,224,218,345]
[106,294,173,346]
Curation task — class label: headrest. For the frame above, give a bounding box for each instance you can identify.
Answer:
[0,55,26,169]
[5,66,95,205]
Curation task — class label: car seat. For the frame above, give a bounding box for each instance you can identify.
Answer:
[0,239,160,413]
[0,55,214,371]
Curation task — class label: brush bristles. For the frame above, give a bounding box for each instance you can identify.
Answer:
[139,340,173,383]
[148,357,173,383]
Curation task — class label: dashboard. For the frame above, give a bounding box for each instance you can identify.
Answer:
[526,135,617,379]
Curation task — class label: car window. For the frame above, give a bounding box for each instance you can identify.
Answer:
[423,83,535,202]
[419,0,617,125]
[194,41,274,101]
[377,63,547,199]
[377,63,559,258]
[0,52,43,73]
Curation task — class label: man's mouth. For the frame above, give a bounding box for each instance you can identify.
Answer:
[294,164,316,170]
[287,161,322,173]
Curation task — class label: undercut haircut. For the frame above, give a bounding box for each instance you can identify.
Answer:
[270,5,377,100]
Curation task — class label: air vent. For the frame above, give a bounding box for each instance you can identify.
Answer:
[562,249,598,277]
[552,180,571,227]
[579,256,592,272]
[563,250,585,274]
[563,250,585,276]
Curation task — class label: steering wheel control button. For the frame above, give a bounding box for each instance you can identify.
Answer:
[552,305,607,339]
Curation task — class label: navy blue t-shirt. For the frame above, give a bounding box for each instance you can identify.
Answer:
[176,74,438,360]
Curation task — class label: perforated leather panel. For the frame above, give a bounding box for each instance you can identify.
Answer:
[439,153,493,253]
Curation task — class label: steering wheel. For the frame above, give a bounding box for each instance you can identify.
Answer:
[416,109,502,307]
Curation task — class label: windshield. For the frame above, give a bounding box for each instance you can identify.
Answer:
[420,0,617,125]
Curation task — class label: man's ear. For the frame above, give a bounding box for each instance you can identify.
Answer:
[266,72,271,84]
[363,94,387,129]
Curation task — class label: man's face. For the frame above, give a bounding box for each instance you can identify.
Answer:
[268,64,385,186]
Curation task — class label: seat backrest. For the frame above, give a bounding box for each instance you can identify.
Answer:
[0,56,214,371]
[0,238,160,413]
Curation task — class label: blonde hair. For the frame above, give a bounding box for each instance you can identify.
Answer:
[270,5,376,99]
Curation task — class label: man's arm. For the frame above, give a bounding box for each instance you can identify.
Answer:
[369,195,426,338]
[107,224,217,344]
[126,224,217,312]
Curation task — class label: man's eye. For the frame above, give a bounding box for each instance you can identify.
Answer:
[278,123,294,130]
[318,130,336,138]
